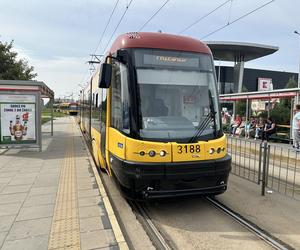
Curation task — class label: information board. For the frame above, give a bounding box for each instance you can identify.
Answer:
[0,94,37,145]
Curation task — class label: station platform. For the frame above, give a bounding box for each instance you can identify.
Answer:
[0,117,127,250]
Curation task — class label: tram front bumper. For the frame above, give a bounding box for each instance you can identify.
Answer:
[110,154,231,198]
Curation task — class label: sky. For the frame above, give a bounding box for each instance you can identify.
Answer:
[0,0,300,98]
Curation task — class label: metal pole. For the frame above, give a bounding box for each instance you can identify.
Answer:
[245,98,249,138]
[51,98,54,136]
[294,31,300,104]
[267,94,270,117]
[290,98,294,142]
[261,141,268,196]
[258,143,262,184]
[37,93,42,152]
[218,60,221,93]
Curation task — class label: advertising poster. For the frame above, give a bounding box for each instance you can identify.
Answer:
[0,95,37,144]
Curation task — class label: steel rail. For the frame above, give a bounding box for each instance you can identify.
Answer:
[206,197,294,250]
[130,201,172,250]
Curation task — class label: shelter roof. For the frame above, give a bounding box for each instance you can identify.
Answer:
[0,80,54,99]
[205,41,278,62]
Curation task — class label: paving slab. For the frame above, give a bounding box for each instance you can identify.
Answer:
[6,217,52,241]
[78,196,103,207]
[0,117,126,250]
[79,216,106,232]
[1,234,48,250]
[80,229,116,250]
[0,178,12,184]
[23,194,56,207]
[1,185,32,194]
[0,192,28,204]
[0,173,17,178]
[0,231,7,248]
[0,215,16,232]
[0,203,22,217]
[16,204,54,221]
[28,186,57,196]
[79,204,107,219]
[8,177,36,186]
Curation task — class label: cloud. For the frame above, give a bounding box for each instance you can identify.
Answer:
[14,46,90,98]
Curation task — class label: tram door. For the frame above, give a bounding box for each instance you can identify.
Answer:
[100,89,107,160]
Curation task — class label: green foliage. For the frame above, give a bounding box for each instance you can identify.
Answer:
[285,76,297,88]
[269,77,297,124]
[269,105,290,124]
[236,100,246,116]
[235,86,249,116]
[0,40,37,80]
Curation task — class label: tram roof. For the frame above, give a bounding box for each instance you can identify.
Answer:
[109,32,212,55]
[205,41,278,62]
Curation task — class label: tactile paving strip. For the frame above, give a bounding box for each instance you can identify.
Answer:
[48,125,81,250]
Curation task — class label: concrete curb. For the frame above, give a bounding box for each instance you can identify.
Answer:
[80,131,129,250]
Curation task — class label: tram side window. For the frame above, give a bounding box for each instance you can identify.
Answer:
[101,89,107,130]
[111,62,130,133]
[92,91,101,132]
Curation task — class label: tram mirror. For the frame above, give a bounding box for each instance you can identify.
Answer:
[99,63,112,88]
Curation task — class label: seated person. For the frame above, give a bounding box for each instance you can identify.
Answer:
[261,117,276,141]
[255,117,264,140]
[245,117,257,139]
[229,114,241,136]
[236,116,246,136]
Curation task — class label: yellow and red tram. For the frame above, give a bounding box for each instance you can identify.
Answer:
[80,32,231,199]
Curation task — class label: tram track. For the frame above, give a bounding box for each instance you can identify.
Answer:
[130,197,294,250]
[205,197,293,250]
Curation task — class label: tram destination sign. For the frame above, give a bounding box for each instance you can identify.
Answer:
[143,54,200,68]
[0,94,37,144]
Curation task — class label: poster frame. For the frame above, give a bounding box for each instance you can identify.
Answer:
[0,91,41,150]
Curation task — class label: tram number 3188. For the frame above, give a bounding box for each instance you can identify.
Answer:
[177,145,201,154]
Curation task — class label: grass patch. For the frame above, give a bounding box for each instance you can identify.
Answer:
[41,108,68,124]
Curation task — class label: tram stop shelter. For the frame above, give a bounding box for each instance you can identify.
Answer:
[220,88,300,139]
[0,80,54,151]
[206,41,279,93]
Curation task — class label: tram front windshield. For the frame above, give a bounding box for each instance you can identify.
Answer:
[134,49,220,140]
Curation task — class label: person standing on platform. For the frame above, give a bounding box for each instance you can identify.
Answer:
[292,104,300,151]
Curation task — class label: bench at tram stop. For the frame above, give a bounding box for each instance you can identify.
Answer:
[269,124,292,144]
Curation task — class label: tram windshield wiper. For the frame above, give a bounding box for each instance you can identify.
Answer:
[189,90,216,143]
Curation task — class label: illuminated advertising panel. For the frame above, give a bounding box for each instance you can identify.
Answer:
[0,94,37,144]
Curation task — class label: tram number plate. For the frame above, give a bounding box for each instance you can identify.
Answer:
[177,144,200,154]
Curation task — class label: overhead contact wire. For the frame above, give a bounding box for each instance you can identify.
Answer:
[178,0,231,34]
[201,0,275,39]
[138,0,170,31]
[102,0,134,54]
[93,0,120,55]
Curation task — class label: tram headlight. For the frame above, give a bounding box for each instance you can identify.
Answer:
[159,150,166,157]
[209,148,215,154]
[149,150,156,157]
[217,147,222,154]
[139,151,145,156]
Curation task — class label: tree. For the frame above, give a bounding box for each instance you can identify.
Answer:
[235,86,249,116]
[0,40,37,80]
[269,77,297,124]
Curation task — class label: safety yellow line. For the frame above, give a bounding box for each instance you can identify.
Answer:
[48,125,81,250]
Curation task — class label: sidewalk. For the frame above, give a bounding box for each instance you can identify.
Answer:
[0,117,126,250]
